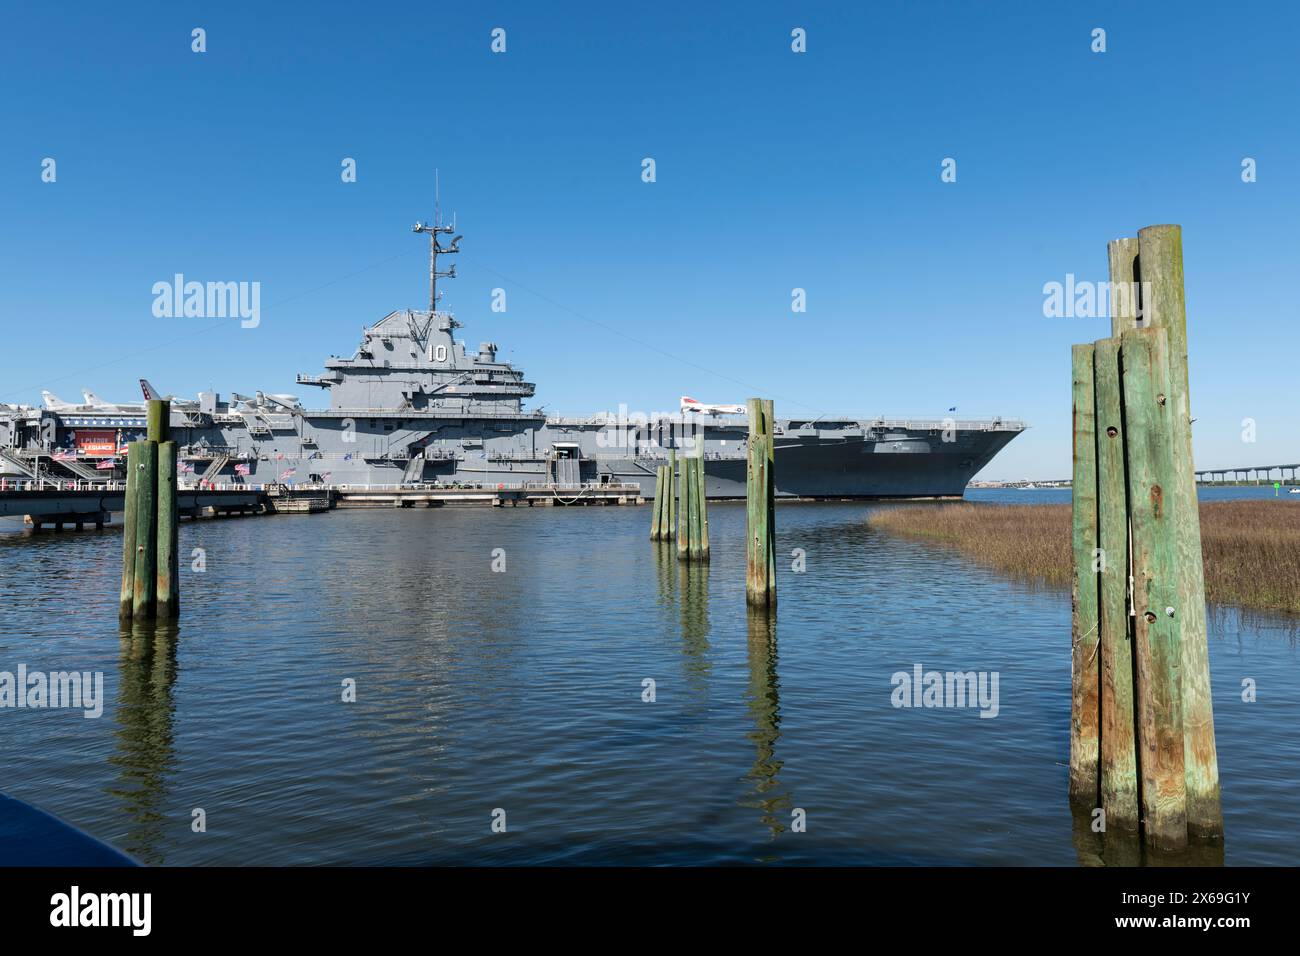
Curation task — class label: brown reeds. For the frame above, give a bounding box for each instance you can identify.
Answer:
[870,500,1300,615]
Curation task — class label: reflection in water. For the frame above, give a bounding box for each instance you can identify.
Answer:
[106,620,179,865]
[741,606,793,842]
[1070,807,1225,867]
[677,560,711,687]
[653,541,677,607]
[4,502,1291,865]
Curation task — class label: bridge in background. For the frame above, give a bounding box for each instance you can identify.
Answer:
[1195,463,1300,484]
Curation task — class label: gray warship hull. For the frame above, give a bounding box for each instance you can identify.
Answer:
[0,217,1025,496]
[0,405,1023,499]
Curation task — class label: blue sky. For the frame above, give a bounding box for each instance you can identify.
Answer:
[2,1,1296,479]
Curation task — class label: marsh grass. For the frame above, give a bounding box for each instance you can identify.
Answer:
[869,500,1300,615]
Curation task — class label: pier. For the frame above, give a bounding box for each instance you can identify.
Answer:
[331,481,643,508]
[0,478,645,530]
[0,479,266,530]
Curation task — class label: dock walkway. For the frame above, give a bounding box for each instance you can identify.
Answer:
[0,479,645,530]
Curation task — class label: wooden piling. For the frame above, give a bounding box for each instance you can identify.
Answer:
[1120,326,1188,850]
[746,398,777,606]
[650,465,665,540]
[146,399,169,443]
[1093,337,1139,830]
[156,440,180,617]
[131,440,158,619]
[1069,224,1220,847]
[696,453,709,560]
[661,465,671,538]
[677,451,691,561]
[119,442,141,619]
[1107,237,1142,337]
[687,457,702,560]
[1069,344,1101,809]
[676,452,709,563]
[666,449,676,540]
[1137,224,1221,840]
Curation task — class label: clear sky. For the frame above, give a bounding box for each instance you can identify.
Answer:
[2,1,1296,480]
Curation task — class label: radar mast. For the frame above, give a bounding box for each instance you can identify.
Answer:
[411,172,462,321]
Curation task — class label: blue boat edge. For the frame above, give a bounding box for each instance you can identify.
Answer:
[0,792,138,867]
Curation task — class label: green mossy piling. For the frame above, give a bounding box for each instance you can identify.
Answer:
[122,400,179,620]
[119,442,141,619]
[1069,345,1101,808]
[676,449,709,563]
[745,398,776,607]
[1069,225,1221,850]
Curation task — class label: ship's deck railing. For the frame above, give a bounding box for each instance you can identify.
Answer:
[0,478,270,493]
[0,478,126,492]
[546,414,1027,430]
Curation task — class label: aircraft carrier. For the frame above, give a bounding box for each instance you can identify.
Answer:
[0,216,1025,499]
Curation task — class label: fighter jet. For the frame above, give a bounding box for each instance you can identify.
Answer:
[139,379,198,410]
[81,390,145,414]
[680,396,746,416]
[41,390,82,412]
[230,391,301,411]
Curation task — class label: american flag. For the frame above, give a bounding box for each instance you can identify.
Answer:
[322,472,332,481]
[279,469,296,480]
[179,461,194,473]
[275,453,285,461]
[234,463,251,476]
[52,451,74,460]
[96,459,116,470]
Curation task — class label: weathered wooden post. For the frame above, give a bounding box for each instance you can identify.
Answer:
[1137,225,1221,840]
[677,452,709,563]
[131,440,158,619]
[1095,238,1142,831]
[687,457,702,560]
[666,448,676,541]
[695,450,709,560]
[746,398,777,607]
[650,465,666,540]
[1069,344,1101,810]
[119,442,141,619]
[1107,237,1141,338]
[146,399,168,447]
[1120,326,1188,850]
[157,440,180,617]
[1070,225,1221,849]
[1093,338,1138,831]
[677,450,691,561]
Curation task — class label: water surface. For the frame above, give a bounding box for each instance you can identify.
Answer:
[1,492,1296,865]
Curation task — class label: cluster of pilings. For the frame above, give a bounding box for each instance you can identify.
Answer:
[676,451,710,561]
[649,449,677,542]
[1069,224,1221,851]
[649,398,778,606]
[119,400,180,619]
